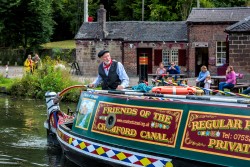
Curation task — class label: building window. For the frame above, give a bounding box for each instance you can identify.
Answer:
[216,42,226,66]
[162,49,178,66]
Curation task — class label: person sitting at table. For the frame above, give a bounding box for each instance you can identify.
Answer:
[167,61,180,81]
[155,62,167,81]
[219,65,236,91]
[196,65,210,88]
[242,87,250,95]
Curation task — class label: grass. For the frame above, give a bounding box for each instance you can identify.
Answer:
[0,75,17,90]
[41,40,76,49]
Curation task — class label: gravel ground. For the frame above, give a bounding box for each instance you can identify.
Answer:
[0,66,196,86]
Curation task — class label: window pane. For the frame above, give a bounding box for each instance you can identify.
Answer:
[216,41,226,66]
[217,47,221,52]
[162,49,170,66]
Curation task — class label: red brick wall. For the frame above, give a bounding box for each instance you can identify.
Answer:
[229,33,250,82]
[187,24,231,77]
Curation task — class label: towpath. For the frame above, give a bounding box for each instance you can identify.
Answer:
[0,66,196,86]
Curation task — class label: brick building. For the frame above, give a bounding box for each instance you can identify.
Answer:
[75,5,250,80]
[187,7,250,77]
[225,16,250,82]
[75,5,187,76]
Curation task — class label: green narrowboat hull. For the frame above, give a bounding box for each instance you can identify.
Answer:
[53,90,250,167]
[64,92,250,166]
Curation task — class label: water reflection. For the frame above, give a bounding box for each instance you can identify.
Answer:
[0,95,76,167]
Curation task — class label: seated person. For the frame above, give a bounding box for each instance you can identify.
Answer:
[167,61,180,81]
[242,87,250,95]
[219,66,236,91]
[196,65,210,88]
[166,76,174,85]
[155,62,167,81]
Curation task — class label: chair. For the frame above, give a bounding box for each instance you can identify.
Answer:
[69,62,83,75]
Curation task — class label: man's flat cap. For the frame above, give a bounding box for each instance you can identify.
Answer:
[98,50,109,58]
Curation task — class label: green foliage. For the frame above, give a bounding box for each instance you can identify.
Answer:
[211,0,248,7]
[0,49,24,65]
[9,57,82,102]
[148,0,179,21]
[0,0,54,49]
[51,0,99,41]
[0,74,16,90]
[0,0,248,48]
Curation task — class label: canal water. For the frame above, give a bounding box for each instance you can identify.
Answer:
[0,95,78,167]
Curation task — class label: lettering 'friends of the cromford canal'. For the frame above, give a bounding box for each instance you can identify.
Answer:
[91,102,183,147]
[181,111,250,160]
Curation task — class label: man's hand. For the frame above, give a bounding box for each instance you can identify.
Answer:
[88,84,94,88]
[116,85,124,90]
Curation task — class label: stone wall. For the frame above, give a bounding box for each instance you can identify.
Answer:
[76,40,187,76]
[229,33,250,82]
[76,40,122,76]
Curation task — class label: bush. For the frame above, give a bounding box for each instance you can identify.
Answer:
[9,57,83,102]
[0,74,17,90]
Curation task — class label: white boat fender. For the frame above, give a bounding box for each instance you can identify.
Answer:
[45,92,60,117]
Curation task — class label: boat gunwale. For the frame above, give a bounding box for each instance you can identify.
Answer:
[57,123,172,167]
[87,91,250,109]
[59,123,173,159]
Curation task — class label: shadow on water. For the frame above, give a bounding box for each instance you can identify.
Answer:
[0,95,109,167]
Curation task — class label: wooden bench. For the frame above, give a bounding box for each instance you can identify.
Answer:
[231,83,250,93]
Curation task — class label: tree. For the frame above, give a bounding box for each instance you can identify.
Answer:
[177,0,215,21]
[211,0,248,7]
[51,0,99,41]
[0,0,54,51]
[148,0,179,21]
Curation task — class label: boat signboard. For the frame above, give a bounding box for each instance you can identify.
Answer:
[181,111,250,161]
[91,101,183,147]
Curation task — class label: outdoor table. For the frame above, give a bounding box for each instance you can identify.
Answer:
[148,74,187,78]
[211,75,226,87]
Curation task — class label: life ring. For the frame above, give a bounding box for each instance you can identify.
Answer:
[152,86,196,95]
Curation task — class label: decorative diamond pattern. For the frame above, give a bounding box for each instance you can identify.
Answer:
[96,147,105,155]
[116,152,127,160]
[79,142,87,149]
[106,150,116,157]
[58,128,171,167]
[140,158,152,166]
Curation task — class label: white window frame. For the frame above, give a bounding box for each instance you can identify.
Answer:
[162,49,178,66]
[216,41,226,66]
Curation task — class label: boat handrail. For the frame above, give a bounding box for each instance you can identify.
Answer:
[86,89,250,105]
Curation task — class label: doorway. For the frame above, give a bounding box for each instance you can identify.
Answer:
[137,48,152,75]
[195,47,208,76]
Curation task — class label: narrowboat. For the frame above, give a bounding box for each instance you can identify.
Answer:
[44,85,250,167]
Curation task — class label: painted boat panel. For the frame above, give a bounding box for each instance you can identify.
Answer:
[69,91,250,166]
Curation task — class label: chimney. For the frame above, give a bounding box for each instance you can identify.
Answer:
[97,5,108,39]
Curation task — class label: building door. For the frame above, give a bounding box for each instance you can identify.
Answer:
[195,47,208,76]
[137,48,152,75]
